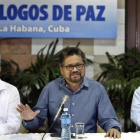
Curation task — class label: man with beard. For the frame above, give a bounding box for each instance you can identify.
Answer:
[17,47,121,138]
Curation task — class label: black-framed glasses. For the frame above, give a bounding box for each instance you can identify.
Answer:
[63,64,85,71]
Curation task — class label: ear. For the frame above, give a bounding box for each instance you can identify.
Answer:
[60,67,63,75]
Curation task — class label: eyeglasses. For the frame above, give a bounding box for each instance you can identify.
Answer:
[63,64,85,71]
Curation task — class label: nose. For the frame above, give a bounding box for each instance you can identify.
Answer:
[72,66,79,71]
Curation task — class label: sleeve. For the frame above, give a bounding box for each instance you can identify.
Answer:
[22,85,49,131]
[0,87,21,135]
[97,85,122,132]
[131,87,140,128]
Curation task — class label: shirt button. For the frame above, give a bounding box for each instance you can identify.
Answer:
[72,114,74,117]
[72,103,75,105]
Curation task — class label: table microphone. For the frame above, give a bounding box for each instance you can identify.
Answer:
[42,95,69,140]
[53,95,69,122]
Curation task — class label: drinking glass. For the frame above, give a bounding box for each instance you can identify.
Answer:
[75,122,84,139]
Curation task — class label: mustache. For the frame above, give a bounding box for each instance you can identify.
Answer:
[70,71,81,75]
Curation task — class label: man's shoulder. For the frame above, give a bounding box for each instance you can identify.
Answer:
[85,77,103,87]
[0,80,19,97]
[134,86,140,95]
[44,77,63,88]
[85,78,106,97]
[0,80,17,90]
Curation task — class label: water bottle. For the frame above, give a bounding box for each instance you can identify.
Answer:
[61,108,71,140]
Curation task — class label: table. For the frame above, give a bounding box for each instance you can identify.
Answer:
[0,132,140,140]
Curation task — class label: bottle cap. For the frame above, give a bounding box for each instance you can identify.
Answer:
[63,108,68,111]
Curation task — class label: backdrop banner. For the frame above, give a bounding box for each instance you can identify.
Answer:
[0,0,117,38]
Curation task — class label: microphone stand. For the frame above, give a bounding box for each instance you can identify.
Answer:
[41,104,64,140]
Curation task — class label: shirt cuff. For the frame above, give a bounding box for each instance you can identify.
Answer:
[24,119,34,122]
[22,119,35,128]
[112,126,121,132]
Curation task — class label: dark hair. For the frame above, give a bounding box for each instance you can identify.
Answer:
[59,47,86,66]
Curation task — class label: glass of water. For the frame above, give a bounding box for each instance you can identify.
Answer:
[75,122,84,139]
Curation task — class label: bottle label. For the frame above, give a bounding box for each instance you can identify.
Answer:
[61,118,71,124]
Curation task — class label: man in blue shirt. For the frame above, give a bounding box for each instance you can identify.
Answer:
[17,47,121,138]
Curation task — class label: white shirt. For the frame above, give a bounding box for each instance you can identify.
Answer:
[131,86,140,129]
[0,80,21,135]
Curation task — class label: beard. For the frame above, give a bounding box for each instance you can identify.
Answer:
[68,71,84,83]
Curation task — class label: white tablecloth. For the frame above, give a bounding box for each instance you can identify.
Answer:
[0,132,140,140]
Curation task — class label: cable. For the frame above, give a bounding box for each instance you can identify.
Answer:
[41,121,55,140]
[41,99,66,140]
[41,105,64,140]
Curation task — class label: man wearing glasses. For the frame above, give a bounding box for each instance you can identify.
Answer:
[17,47,121,138]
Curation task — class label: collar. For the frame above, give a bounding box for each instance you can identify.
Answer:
[60,77,89,89]
[0,79,6,91]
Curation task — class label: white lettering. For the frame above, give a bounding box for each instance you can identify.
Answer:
[10,25,44,32]
[48,25,69,32]
[0,26,8,32]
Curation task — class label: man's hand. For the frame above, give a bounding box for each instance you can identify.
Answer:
[104,128,121,139]
[17,103,40,121]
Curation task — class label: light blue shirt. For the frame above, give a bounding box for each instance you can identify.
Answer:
[23,77,121,133]
[131,87,140,130]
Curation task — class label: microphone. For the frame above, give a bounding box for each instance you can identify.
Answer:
[53,95,69,122]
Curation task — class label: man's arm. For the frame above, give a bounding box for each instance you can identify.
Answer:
[131,87,140,128]
[17,86,49,131]
[97,85,122,138]
[0,88,20,135]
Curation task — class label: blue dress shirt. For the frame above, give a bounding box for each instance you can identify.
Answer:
[131,87,140,130]
[23,77,121,133]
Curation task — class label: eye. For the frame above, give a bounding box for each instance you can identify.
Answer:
[76,64,84,69]
[76,64,82,68]
[66,65,74,70]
